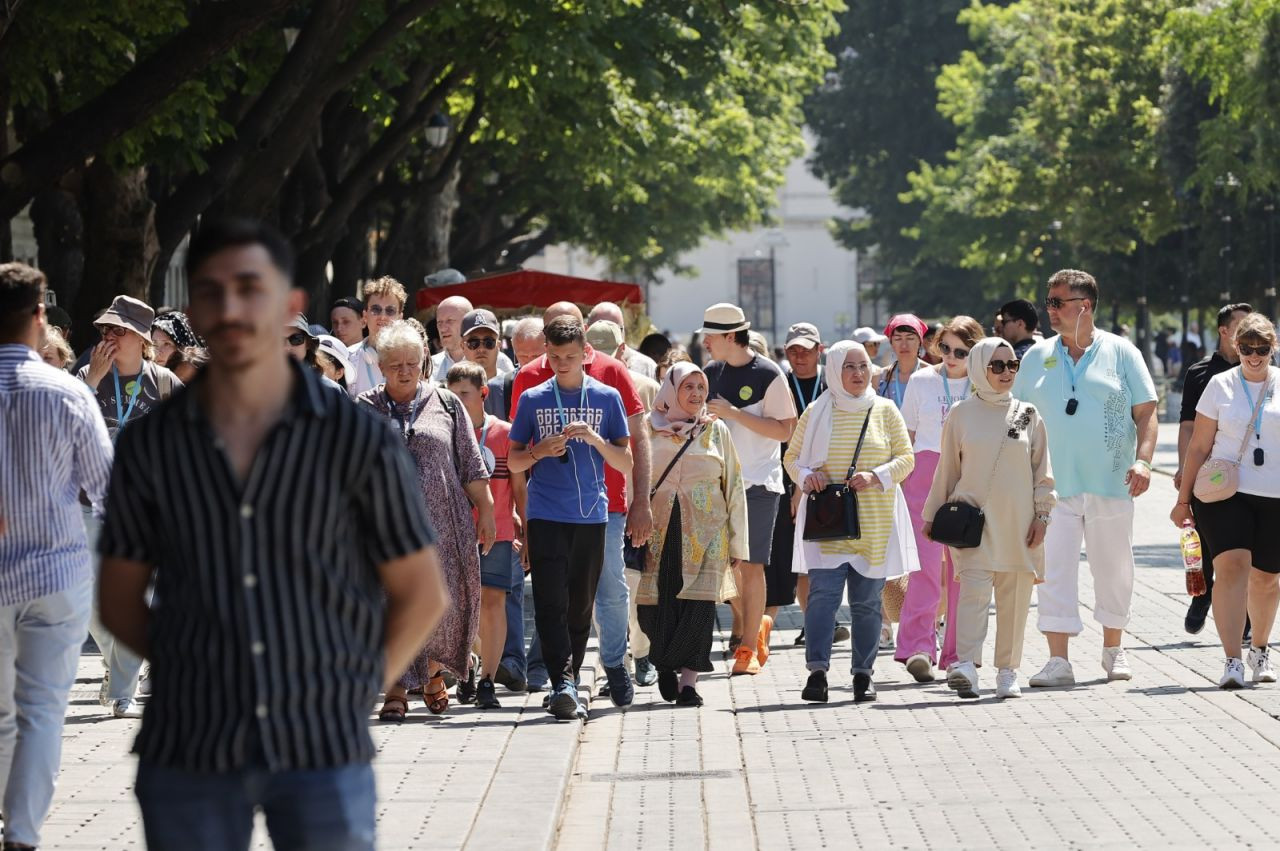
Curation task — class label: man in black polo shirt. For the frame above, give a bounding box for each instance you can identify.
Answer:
[1177,302,1253,634]
[97,219,447,850]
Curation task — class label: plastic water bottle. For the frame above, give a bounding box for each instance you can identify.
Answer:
[1181,521,1206,597]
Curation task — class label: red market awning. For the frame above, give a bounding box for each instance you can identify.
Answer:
[415,269,643,315]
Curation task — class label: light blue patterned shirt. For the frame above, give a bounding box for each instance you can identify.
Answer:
[0,344,113,605]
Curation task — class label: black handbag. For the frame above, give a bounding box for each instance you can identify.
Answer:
[929,401,1022,549]
[624,427,700,570]
[802,412,873,542]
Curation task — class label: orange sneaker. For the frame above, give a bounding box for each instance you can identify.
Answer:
[732,645,760,675]
[756,615,774,667]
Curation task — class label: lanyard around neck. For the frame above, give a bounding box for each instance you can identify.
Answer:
[889,360,917,406]
[362,347,380,391]
[1238,371,1271,441]
[790,367,823,411]
[112,365,142,440]
[551,377,588,430]
[941,370,969,412]
[387,383,424,441]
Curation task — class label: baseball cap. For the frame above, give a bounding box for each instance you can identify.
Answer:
[851,327,887,345]
[883,313,927,340]
[699,303,750,334]
[288,314,316,338]
[784,322,821,350]
[461,308,501,338]
[330,296,364,315]
[586,320,625,353]
[95,295,154,341]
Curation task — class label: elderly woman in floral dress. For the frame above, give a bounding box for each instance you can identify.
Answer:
[358,320,497,719]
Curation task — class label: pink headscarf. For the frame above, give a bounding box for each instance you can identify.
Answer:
[650,361,712,438]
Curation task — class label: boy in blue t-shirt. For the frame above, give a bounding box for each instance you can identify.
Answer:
[509,317,632,719]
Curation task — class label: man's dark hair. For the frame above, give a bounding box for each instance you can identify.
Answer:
[544,316,586,347]
[0,262,47,340]
[999,298,1039,333]
[732,329,750,347]
[185,218,295,280]
[1047,269,1099,309]
[1217,302,1253,330]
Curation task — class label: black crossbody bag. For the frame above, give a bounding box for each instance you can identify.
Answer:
[802,411,873,542]
[623,427,701,571]
[929,401,1022,549]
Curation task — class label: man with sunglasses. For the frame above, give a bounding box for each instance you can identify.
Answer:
[459,308,505,380]
[995,298,1039,360]
[348,276,408,397]
[429,296,514,383]
[1012,269,1158,688]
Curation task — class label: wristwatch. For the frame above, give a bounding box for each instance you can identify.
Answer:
[1036,513,1051,526]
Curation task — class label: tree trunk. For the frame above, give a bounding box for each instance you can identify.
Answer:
[29,187,85,309]
[411,160,461,307]
[75,163,159,345]
[330,211,371,299]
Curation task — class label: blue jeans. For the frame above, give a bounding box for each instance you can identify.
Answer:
[804,564,885,676]
[135,759,376,850]
[0,580,92,847]
[501,546,527,677]
[593,512,630,668]
[83,506,144,701]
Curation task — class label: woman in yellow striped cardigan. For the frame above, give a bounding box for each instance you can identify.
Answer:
[784,341,918,704]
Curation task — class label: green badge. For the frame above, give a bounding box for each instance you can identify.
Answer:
[1043,355,1059,370]
[124,380,139,396]
[738,385,753,402]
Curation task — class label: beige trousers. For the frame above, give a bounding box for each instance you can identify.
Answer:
[955,568,1036,670]
[626,569,650,661]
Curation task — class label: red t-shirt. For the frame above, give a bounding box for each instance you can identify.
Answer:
[475,415,517,542]
[510,345,644,514]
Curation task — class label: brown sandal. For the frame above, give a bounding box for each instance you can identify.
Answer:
[378,695,409,723]
[425,674,449,715]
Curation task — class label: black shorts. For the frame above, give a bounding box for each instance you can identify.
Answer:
[1194,491,1280,574]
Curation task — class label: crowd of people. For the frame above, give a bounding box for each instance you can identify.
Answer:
[2,217,1278,848]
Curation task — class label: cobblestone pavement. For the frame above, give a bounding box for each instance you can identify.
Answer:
[39,425,1280,849]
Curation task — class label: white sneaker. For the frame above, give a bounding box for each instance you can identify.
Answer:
[905,653,935,683]
[137,663,152,697]
[1247,646,1277,683]
[879,622,895,650]
[1029,657,1075,687]
[948,661,979,698]
[1102,646,1132,681]
[1220,657,1246,690]
[996,668,1022,699]
[111,698,142,719]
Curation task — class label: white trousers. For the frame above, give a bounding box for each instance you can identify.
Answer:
[1036,493,1135,635]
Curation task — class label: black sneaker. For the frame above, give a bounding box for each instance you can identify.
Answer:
[675,686,703,707]
[634,656,658,686]
[1185,595,1211,635]
[475,677,500,709]
[802,670,828,703]
[604,665,634,707]
[794,628,806,647]
[853,672,876,704]
[658,669,679,702]
[456,665,477,705]
[494,663,527,693]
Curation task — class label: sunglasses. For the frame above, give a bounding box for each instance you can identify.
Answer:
[367,305,400,317]
[98,325,128,338]
[1044,296,1087,310]
[285,332,308,347]
[1239,344,1273,358]
[465,336,498,350]
[938,342,969,359]
[987,359,1021,375]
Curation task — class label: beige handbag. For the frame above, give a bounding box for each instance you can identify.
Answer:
[1194,372,1271,504]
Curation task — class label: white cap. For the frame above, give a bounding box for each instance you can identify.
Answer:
[316,335,352,377]
[852,327,887,345]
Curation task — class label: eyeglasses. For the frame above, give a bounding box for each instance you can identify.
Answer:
[285,332,308,347]
[987,359,1021,375]
[465,336,498,350]
[98,326,128,338]
[1044,296,1086,310]
[367,305,401,317]
[938,342,969,359]
[1239,344,1273,358]
[841,362,871,373]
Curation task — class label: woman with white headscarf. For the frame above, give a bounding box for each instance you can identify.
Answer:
[784,341,917,704]
[923,337,1055,700]
[636,362,749,707]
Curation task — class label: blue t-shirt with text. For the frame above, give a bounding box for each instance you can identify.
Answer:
[510,375,629,524]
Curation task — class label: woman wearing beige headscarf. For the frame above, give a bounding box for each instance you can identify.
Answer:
[923,337,1055,700]
[636,362,748,707]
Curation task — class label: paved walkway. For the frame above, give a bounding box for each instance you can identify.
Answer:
[38,425,1280,849]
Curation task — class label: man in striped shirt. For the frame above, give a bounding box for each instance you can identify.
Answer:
[96,219,449,850]
[0,262,114,851]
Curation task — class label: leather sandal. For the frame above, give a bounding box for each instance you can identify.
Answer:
[425,674,450,715]
[377,695,409,723]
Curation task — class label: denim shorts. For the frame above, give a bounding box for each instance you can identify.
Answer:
[480,541,518,590]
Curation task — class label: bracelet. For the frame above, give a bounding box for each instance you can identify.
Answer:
[1177,500,1191,506]
[1135,459,1152,471]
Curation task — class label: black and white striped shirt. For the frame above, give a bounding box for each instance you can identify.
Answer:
[99,360,436,772]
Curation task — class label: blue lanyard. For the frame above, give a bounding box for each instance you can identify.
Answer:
[1058,336,1100,396]
[112,366,142,441]
[551,378,588,430]
[941,371,969,412]
[790,367,823,411]
[1238,371,1271,441]
[387,384,423,441]
[362,347,380,391]
[886,362,914,407]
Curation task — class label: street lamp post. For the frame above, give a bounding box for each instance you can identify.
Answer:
[1221,213,1232,302]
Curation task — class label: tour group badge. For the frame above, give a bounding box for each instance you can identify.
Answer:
[738,385,753,402]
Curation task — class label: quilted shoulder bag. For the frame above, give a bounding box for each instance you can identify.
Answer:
[1194,371,1272,504]
[802,410,873,542]
[930,402,1025,549]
